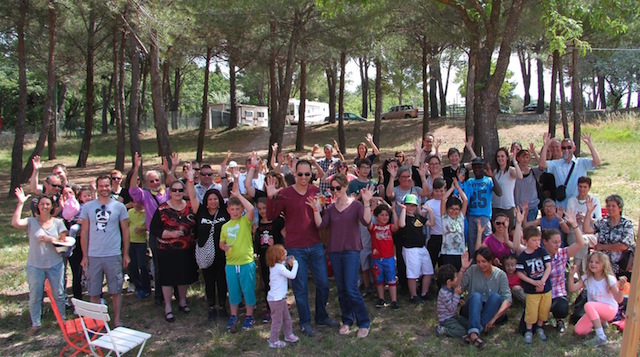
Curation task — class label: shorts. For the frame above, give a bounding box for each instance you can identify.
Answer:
[225,262,257,306]
[524,291,552,325]
[360,248,372,271]
[87,255,123,296]
[402,246,434,279]
[372,257,396,285]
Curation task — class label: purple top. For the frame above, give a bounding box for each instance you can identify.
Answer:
[483,234,513,261]
[319,200,368,253]
[129,187,171,230]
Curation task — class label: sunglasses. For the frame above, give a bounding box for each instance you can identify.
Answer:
[171,188,185,193]
[111,177,122,181]
[297,172,311,177]
[329,186,342,191]
[149,179,160,183]
[201,173,214,177]
[184,166,200,171]
[561,146,572,150]
[48,183,61,188]
[494,221,507,226]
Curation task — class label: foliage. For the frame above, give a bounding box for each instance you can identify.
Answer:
[454,61,517,110]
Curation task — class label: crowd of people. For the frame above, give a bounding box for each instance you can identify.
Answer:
[11,131,636,350]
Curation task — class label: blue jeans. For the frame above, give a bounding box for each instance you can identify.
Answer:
[465,292,503,335]
[466,215,492,257]
[26,261,65,327]
[330,250,370,328]
[287,243,330,326]
[526,207,539,222]
[128,242,150,292]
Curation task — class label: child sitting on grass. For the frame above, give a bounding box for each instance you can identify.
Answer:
[266,244,299,349]
[435,261,468,338]
[368,202,402,309]
[502,255,525,303]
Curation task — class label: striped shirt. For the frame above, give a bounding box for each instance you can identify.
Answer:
[437,286,460,323]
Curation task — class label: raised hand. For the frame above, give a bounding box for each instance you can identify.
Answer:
[388,165,398,178]
[515,205,525,224]
[435,138,442,150]
[333,139,339,150]
[133,152,142,168]
[529,142,536,153]
[555,206,565,220]
[305,196,321,211]
[265,175,283,198]
[271,142,278,153]
[184,163,195,181]
[223,150,231,165]
[542,132,551,147]
[250,151,260,167]
[581,133,593,146]
[360,184,375,203]
[461,251,471,270]
[564,209,577,227]
[366,133,373,143]
[413,139,422,152]
[15,187,31,204]
[170,152,180,169]
[585,196,596,213]
[417,162,428,177]
[477,219,487,233]
[465,136,474,148]
[32,156,43,171]
[485,163,494,177]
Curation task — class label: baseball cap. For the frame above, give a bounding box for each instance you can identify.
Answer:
[471,157,485,166]
[404,194,419,206]
[228,161,238,168]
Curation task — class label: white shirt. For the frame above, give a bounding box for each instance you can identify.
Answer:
[425,199,443,235]
[567,195,602,229]
[238,173,265,195]
[582,274,619,309]
[195,182,222,203]
[492,169,516,209]
[267,261,298,301]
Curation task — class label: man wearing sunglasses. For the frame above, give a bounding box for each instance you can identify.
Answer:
[539,133,601,209]
[194,164,222,203]
[266,159,338,338]
[29,174,63,216]
[29,156,79,195]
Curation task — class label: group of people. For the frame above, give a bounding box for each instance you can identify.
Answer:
[11,130,636,350]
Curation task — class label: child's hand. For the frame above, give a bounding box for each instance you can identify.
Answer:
[618,276,628,289]
[454,285,462,295]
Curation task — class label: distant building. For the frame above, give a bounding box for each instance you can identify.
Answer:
[207,103,269,128]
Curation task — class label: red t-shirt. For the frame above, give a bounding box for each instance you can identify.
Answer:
[266,185,321,249]
[507,272,522,289]
[369,223,395,259]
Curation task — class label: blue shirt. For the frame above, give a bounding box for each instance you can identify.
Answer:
[463,176,494,217]
[545,156,595,208]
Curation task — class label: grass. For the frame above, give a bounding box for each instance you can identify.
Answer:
[0,114,638,356]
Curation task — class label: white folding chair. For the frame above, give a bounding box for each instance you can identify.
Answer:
[71,298,151,357]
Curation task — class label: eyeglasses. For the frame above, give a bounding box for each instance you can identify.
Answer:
[494,221,507,226]
[399,175,411,179]
[329,186,342,191]
[297,172,311,177]
[561,146,572,150]
[111,177,122,181]
[201,173,214,176]
[48,183,61,188]
[171,188,185,193]
[149,179,160,183]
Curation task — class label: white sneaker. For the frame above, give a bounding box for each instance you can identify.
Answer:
[285,334,299,343]
[269,340,286,349]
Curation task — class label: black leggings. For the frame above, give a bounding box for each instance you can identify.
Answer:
[203,259,227,309]
[68,244,83,299]
[427,234,442,270]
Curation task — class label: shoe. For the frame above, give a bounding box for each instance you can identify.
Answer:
[208,308,217,322]
[584,336,607,347]
[226,315,238,331]
[165,311,175,323]
[300,323,316,337]
[376,299,388,308]
[137,290,151,299]
[420,294,435,301]
[524,331,533,344]
[179,304,191,314]
[435,324,447,337]
[26,326,42,336]
[285,334,299,343]
[317,318,339,327]
[339,324,350,335]
[218,307,229,318]
[127,285,135,293]
[357,327,369,338]
[536,327,547,341]
[263,311,271,323]
[391,301,400,310]
[556,320,566,333]
[100,298,107,305]
[242,316,255,330]
[409,296,423,304]
[65,301,73,311]
[269,340,287,349]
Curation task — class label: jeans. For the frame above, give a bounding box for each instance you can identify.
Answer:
[466,216,491,257]
[463,292,503,335]
[329,250,371,328]
[287,243,330,326]
[27,261,65,327]
[526,207,539,222]
[128,242,150,292]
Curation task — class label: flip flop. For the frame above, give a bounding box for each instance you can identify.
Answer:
[180,305,191,314]
[165,311,175,323]
[471,336,485,350]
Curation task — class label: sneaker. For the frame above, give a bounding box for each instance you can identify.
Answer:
[409,296,423,304]
[137,290,151,299]
[207,308,217,322]
[524,331,533,344]
[420,294,435,301]
[263,311,271,323]
[242,316,255,330]
[435,324,447,337]
[285,334,299,343]
[26,326,42,336]
[317,318,339,327]
[536,327,547,341]
[127,285,135,293]
[357,327,369,338]
[391,301,400,310]
[269,340,287,349]
[226,315,238,331]
[376,299,388,308]
[300,323,316,337]
[556,320,566,333]
[339,324,350,335]
[584,336,607,347]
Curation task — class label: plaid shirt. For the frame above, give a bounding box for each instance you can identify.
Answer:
[550,247,569,299]
[317,157,338,193]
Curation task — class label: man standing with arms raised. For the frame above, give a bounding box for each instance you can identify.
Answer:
[80,175,130,327]
[265,159,338,337]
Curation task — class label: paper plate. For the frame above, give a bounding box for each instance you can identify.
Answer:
[52,237,76,247]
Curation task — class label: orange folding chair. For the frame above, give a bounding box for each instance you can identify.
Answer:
[44,279,105,357]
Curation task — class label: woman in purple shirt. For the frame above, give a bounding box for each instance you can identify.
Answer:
[307,174,374,338]
[475,213,515,267]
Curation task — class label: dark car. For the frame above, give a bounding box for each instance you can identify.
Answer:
[324,112,367,122]
[523,102,549,112]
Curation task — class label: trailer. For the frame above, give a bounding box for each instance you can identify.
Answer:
[286,99,329,125]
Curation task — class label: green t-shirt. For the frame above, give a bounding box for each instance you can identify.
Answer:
[220,215,254,266]
[128,207,147,244]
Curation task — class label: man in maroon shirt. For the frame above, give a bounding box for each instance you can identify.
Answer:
[266,159,338,337]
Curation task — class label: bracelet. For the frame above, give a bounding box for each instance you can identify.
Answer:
[572,225,578,229]
[559,220,565,224]
[187,179,194,183]
[220,176,228,180]
[313,209,319,213]
[249,165,256,169]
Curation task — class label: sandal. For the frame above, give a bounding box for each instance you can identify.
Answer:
[471,336,485,350]
[462,334,471,344]
[165,311,175,323]
[179,305,191,314]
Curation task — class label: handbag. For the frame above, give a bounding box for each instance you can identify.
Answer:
[554,161,575,202]
[195,211,218,269]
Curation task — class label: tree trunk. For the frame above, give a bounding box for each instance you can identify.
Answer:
[536,57,545,114]
[338,51,346,154]
[597,72,606,109]
[295,58,306,151]
[149,29,172,160]
[128,30,142,162]
[76,7,95,168]
[268,21,278,163]
[25,0,57,175]
[10,0,28,193]
[139,56,148,127]
[436,63,446,117]
[558,57,569,138]
[115,18,127,171]
[47,81,57,160]
[548,50,558,137]
[517,45,531,107]
[571,46,584,155]
[196,47,212,163]
[429,60,438,119]
[229,56,238,129]
[326,64,337,124]
[101,75,113,135]
[373,57,382,150]
[465,47,477,159]
[421,38,429,137]
[359,56,369,118]
[170,68,180,130]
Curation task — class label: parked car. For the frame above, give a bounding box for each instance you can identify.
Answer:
[324,112,368,122]
[523,102,549,112]
[381,105,418,120]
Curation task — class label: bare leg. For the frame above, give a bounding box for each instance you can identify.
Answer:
[177,285,188,307]
[420,275,432,296]
[408,279,417,298]
[376,284,385,300]
[389,285,397,302]
[162,286,173,315]
[229,304,238,316]
[111,293,122,326]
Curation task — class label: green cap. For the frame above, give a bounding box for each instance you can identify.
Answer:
[404,194,419,205]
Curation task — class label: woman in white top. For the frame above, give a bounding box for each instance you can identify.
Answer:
[492,147,523,231]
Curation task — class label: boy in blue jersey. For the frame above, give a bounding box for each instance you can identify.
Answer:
[462,157,502,256]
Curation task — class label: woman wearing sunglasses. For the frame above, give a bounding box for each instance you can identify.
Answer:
[475,213,516,267]
[149,180,198,323]
[307,174,374,338]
